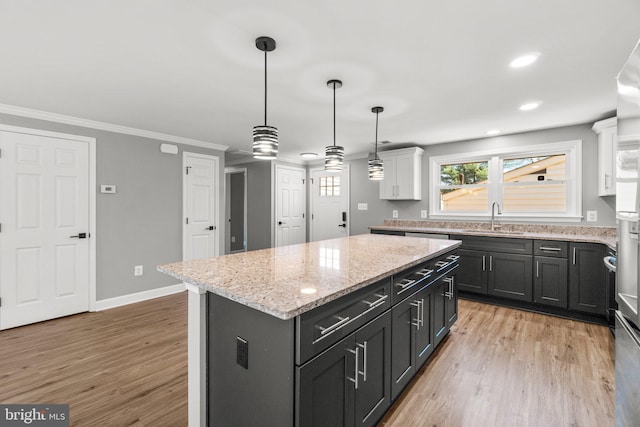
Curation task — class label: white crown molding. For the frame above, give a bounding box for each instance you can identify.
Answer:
[0,103,229,151]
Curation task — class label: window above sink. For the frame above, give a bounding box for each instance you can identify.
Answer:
[429,140,582,223]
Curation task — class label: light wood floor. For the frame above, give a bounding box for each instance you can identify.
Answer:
[0,294,614,426]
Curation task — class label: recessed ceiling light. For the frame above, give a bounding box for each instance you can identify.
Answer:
[510,53,540,68]
[487,129,501,136]
[519,102,541,111]
[300,152,318,159]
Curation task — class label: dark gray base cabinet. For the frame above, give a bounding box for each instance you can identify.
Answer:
[487,252,533,302]
[569,243,606,315]
[456,249,487,294]
[434,274,458,347]
[390,285,433,400]
[533,256,568,308]
[297,311,392,427]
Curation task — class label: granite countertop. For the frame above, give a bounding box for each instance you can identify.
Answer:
[158,234,461,320]
[370,220,617,250]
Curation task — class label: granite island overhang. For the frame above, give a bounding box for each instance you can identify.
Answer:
[158,233,462,426]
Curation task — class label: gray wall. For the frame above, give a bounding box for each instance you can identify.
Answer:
[0,113,225,301]
[229,172,245,252]
[238,160,273,251]
[348,122,616,235]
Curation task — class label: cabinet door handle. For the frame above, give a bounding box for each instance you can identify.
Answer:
[362,293,388,309]
[489,256,493,272]
[411,300,421,330]
[444,277,454,299]
[347,346,360,389]
[482,255,486,272]
[536,261,539,278]
[539,246,561,252]
[604,173,609,190]
[420,298,425,327]
[573,247,576,265]
[358,341,368,382]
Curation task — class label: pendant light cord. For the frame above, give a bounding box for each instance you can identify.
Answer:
[375,110,379,159]
[333,81,336,147]
[264,43,268,126]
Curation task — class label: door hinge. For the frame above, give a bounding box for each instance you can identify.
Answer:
[312,214,314,220]
[310,178,314,184]
[302,178,305,184]
[0,297,2,307]
[186,217,189,224]
[302,213,305,219]
[185,166,191,175]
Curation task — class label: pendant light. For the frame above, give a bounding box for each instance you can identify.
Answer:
[325,79,344,171]
[253,36,278,160]
[368,106,384,180]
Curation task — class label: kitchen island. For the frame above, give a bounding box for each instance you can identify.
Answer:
[159,234,461,427]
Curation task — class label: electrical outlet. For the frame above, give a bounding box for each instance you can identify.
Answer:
[586,210,598,222]
[134,265,143,276]
[421,210,427,218]
[237,336,248,369]
[392,210,398,218]
[357,203,368,211]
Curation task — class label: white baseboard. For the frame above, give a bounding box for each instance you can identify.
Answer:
[95,283,186,311]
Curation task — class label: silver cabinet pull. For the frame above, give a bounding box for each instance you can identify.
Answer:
[410,300,421,329]
[573,247,576,265]
[415,268,433,277]
[539,246,561,252]
[489,256,493,272]
[536,261,539,278]
[446,254,460,262]
[482,255,486,272]
[435,260,449,271]
[318,316,350,336]
[420,298,425,326]
[444,277,454,299]
[347,346,360,389]
[363,294,388,309]
[358,341,368,382]
[395,278,416,290]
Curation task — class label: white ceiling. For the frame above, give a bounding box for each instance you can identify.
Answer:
[1,0,640,164]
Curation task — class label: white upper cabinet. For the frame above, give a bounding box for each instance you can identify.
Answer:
[592,117,617,196]
[378,147,424,200]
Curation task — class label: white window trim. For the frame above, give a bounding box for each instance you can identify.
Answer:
[428,140,582,222]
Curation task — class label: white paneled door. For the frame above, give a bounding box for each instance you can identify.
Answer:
[275,165,306,247]
[310,165,350,241]
[0,130,90,329]
[183,153,219,261]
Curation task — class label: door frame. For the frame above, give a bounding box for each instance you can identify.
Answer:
[224,166,247,254]
[309,164,350,241]
[273,164,307,247]
[0,123,97,312]
[182,152,220,261]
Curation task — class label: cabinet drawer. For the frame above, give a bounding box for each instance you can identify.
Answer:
[391,252,459,304]
[454,235,533,254]
[534,240,568,258]
[296,278,391,365]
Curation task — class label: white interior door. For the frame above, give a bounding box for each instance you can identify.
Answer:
[310,165,350,241]
[0,130,90,329]
[275,165,306,247]
[184,153,219,261]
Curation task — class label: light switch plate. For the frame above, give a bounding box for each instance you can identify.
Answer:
[357,203,368,211]
[392,210,398,218]
[100,184,116,194]
[586,210,598,222]
[134,265,143,276]
[421,210,427,218]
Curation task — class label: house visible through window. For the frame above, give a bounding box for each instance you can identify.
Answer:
[319,176,340,197]
[429,141,581,221]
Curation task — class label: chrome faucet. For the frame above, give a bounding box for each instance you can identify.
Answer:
[491,201,502,231]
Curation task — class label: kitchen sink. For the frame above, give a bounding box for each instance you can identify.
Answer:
[460,229,525,235]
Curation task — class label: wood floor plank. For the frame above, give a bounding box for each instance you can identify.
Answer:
[0,293,613,426]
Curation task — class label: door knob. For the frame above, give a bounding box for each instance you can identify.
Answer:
[70,233,88,239]
[205,226,215,231]
[338,224,346,228]
[278,221,286,225]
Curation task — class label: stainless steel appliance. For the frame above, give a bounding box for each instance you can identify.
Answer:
[615,38,640,427]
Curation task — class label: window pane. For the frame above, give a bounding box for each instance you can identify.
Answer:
[440,186,488,211]
[502,182,566,212]
[503,154,566,182]
[319,175,340,198]
[440,161,488,185]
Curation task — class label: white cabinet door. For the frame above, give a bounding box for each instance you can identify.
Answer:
[378,147,423,200]
[379,155,397,199]
[593,118,617,197]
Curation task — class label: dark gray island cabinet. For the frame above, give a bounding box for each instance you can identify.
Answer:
[158,234,461,427]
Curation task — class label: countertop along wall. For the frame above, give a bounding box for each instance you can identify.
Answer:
[0,112,226,302]
[348,122,616,235]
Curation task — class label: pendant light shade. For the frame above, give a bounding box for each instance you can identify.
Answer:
[325,79,344,171]
[368,106,384,180]
[253,36,278,160]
